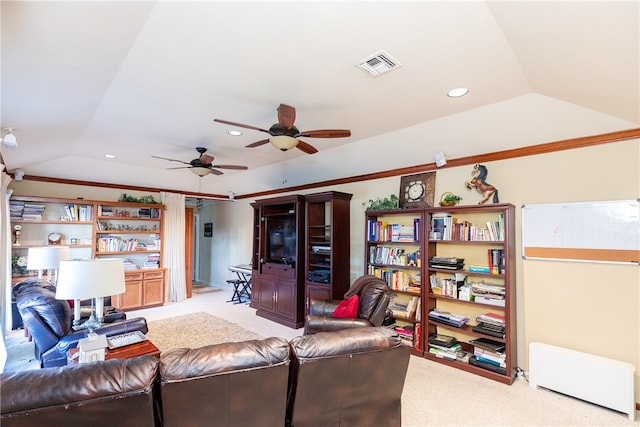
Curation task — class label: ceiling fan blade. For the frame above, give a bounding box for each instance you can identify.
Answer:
[296,140,318,154]
[208,167,224,176]
[152,155,191,165]
[166,166,191,170]
[277,104,296,129]
[246,138,270,148]
[213,118,270,134]
[212,164,248,170]
[297,129,351,138]
[199,153,214,165]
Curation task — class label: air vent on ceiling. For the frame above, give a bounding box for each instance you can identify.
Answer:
[356,50,401,77]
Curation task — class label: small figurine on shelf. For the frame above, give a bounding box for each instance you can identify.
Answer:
[465,163,499,204]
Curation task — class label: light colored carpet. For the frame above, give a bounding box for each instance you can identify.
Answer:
[191,284,223,294]
[146,312,263,352]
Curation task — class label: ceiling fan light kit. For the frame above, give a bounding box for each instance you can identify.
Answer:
[190,167,212,177]
[270,135,299,151]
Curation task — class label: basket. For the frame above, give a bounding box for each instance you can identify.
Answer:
[439,192,458,207]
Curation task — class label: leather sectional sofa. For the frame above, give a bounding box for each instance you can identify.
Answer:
[1,327,410,427]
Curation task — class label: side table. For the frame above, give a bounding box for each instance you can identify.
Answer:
[67,339,160,365]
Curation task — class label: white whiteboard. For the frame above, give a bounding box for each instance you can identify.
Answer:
[522,199,640,264]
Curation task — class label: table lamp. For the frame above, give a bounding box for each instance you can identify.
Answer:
[26,246,71,282]
[55,258,126,330]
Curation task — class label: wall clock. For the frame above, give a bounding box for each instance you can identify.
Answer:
[399,172,436,208]
[48,232,62,245]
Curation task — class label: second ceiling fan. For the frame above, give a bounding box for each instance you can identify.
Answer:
[214,103,351,154]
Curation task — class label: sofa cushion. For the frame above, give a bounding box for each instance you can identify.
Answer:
[1,356,159,427]
[332,294,359,318]
[159,337,290,427]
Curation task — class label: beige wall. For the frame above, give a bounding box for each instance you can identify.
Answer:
[9,138,640,401]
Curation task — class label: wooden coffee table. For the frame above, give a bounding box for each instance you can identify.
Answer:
[68,339,160,365]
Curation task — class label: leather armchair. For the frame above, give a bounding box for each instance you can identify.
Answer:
[14,278,148,368]
[287,327,410,427]
[304,275,390,335]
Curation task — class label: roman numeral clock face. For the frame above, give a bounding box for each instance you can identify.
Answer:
[399,172,436,208]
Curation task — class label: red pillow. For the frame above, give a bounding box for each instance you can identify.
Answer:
[332,294,359,318]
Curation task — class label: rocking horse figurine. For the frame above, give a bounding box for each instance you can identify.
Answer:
[465,164,499,204]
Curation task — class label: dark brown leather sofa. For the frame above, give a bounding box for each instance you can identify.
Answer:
[1,328,409,427]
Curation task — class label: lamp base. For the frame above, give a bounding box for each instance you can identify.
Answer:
[72,314,103,333]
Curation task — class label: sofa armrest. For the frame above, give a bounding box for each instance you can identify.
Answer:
[308,298,341,317]
[42,317,148,368]
[303,315,372,335]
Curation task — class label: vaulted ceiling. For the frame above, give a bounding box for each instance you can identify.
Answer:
[1,1,638,196]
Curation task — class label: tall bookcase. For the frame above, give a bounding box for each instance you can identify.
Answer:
[364,204,516,383]
[365,208,425,355]
[425,203,516,384]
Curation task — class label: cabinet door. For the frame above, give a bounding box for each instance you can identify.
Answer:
[275,280,296,320]
[119,280,143,310]
[258,277,276,313]
[143,279,164,306]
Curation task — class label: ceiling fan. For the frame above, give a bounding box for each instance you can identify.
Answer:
[214,103,351,154]
[152,147,248,177]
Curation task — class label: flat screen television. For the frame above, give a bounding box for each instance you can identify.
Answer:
[266,217,296,265]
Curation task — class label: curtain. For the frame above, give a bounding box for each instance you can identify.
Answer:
[0,165,13,370]
[160,192,187,302]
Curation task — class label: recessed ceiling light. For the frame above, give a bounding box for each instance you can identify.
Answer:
[104,154,116,159]
[447,87,469,98]
[228,130,242,136]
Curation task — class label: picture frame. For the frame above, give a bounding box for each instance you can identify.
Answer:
[204,222,213,237]
[398,172,436,209]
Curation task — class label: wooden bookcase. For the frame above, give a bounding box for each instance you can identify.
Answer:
[304,191,352,314]
[364,208,425,355]
[364,204,517,383]
[10,196,165,310]
[425,203,516,384]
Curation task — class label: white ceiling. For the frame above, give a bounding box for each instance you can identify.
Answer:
[1,1,638,196]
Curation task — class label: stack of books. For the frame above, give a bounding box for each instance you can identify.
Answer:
[470,282,505,306]
[472,312,506,338]
[428,309,469,327]
[142,254,160,269]
[22,203,45,220]
[428,334,462,361]
[469,337,506,375]
[393,324,415,347]
[10,200,24,219]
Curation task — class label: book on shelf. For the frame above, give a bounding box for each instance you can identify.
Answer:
[428,309,469,327]
[428,334,458,347]
[468,265,491,273]
[476,312,505,326]
[473,347,506,367]
[472,322,506,338]
[469,355,507,375]
[469,337,505,353]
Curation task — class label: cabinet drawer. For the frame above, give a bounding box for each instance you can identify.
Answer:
[262,263,295,279]
[125,272,144,281]
[143,270,164,280]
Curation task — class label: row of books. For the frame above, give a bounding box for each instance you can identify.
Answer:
[472,312,506,338]
[388,293,421,320]
[97,206,161,218]
[64,204,92,222]
[97,237,161,253]
[367,218,422,242]
[427,334,507,375]
[487,249,505,274]
[430,213,504,242]
[369,246,421,267]
[369,267,421,293]
[384,320,421,350]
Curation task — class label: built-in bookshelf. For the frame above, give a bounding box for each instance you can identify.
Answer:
[425,203,516,385]
[10,196,166,310]
[365,208,424,355]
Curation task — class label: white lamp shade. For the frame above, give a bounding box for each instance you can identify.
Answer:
[269,135,299,151]
[56,258,126,300]
[190,167,212,177]
[26,246,71,270]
